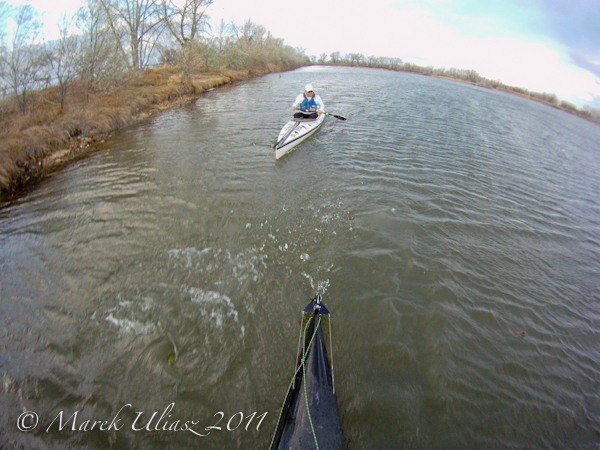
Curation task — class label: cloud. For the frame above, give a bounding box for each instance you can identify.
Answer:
[396,0,600,79]
[210,0,600,106]
[532,0,600,78]
[384,0,600,104]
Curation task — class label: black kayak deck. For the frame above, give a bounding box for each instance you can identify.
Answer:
[270,301,345,449]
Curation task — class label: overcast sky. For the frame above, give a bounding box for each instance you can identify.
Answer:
[7,0,600,108]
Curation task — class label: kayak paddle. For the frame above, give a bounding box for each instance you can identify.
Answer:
[293,110,347,121]
[324,112,347,121]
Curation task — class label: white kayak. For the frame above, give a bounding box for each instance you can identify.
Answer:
[275,114,325,159]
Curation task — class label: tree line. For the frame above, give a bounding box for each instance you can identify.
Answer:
[0,0,309,193]
[1,0,597,125]
[0,0,306,114]
[310,52,600,125]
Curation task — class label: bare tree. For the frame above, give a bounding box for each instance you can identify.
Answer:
[46,14,79,110]
[348,53,364,65]
[77,0,127,99]
[213,19,230,52]
[466,69,480,83]
[0,1,11,99]
[231,19,266,48]
[1,4,46,112]
[178,40,203,78]
[582,105,600,122]
[329,51,341,64]
[367,55,378,66]
[161,0,212,47]
[221,20,268,68]
[100,0,165,69]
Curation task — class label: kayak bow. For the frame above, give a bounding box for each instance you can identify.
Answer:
[274,114,325,159]
[270,295,345,450]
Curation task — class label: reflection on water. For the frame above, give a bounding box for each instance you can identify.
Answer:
[1,66,600,449]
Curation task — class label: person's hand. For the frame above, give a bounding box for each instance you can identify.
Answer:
[292,106,297,111]
[317,109,323,115]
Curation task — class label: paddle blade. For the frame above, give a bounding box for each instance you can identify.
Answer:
[326,113,347,121]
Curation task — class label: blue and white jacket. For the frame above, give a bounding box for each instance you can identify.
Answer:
[292,92,325,113]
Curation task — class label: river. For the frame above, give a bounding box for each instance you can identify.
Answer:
[1,65,599,449]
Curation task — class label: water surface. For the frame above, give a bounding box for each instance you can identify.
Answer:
[1,66,599,449]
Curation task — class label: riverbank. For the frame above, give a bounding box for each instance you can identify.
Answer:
[4,61,595,201]
[313,62,600,126]
[425,72,600,124]
[0,63,290,200]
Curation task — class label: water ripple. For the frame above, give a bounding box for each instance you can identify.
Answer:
[1,67,599,448]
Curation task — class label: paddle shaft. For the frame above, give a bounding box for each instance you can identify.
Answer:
[295,109,347,121]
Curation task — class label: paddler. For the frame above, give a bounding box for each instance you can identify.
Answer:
[292,83,324,120]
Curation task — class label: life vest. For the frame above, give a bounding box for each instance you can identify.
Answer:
[299,93,318,112]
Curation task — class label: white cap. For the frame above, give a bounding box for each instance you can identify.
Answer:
[305,84,314,92]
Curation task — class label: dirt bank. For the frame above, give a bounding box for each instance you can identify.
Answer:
[0,64,289,200]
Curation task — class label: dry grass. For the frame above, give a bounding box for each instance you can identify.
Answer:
[0,64,276,197]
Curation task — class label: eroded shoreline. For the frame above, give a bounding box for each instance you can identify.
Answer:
[0,65,288,202]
